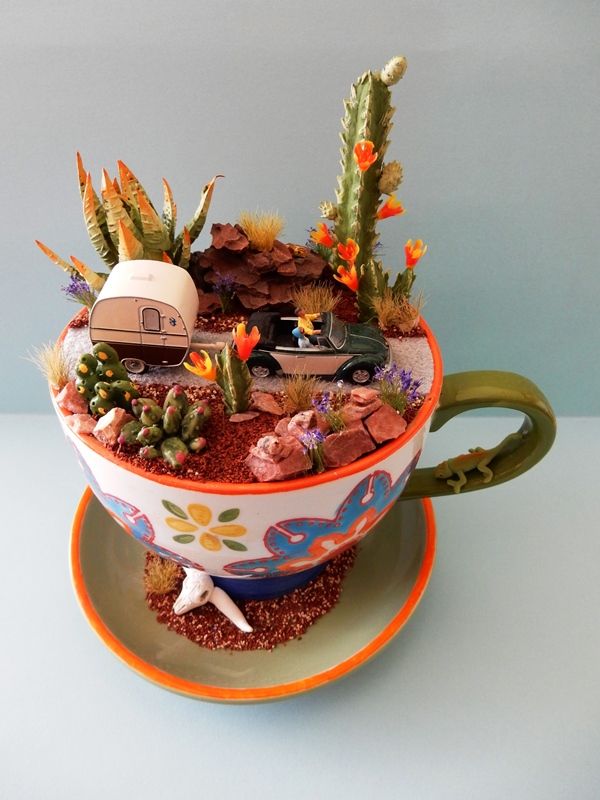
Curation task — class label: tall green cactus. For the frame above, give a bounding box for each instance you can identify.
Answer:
[216,344,253,415]
[333,56,407,272]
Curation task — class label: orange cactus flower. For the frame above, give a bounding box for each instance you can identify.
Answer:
[377,194,405,220]
[334,263,359,293]
[232,322,261,362]
[353,140,378,172]
[405,239,428,269]
[310,222,336,248]
[184,350,217,381]
[337,237,360,265]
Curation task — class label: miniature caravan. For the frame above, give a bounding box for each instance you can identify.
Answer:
[89,260,199,373]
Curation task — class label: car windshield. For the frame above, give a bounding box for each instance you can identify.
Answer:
[328,315,346,349]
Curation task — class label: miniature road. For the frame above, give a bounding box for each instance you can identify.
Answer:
[61,326,434,395]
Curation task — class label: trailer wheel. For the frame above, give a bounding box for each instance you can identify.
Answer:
[122,358,146,374]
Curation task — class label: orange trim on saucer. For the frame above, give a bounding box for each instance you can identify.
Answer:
[56,318,443,495]
[70,487,436,703]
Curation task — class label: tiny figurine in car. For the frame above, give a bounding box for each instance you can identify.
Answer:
[246,311,389,384]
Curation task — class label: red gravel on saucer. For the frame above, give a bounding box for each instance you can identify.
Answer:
[145,547,357,651]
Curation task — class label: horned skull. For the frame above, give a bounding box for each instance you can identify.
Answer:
[173,568,253,633]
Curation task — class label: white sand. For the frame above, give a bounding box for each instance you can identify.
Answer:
[61,325,434,395]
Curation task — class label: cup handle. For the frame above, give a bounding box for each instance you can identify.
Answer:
[401,370,556,500]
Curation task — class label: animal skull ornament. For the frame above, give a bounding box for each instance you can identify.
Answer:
[173,568,253,633]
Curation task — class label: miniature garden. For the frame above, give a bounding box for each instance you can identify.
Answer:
[33,55,433,488]
[30,56,439,643]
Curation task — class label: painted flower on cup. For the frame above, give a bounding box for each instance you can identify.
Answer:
[405,239,428,269]
[377,194,405,220]
[353,139,378,172]
[162,500,248,552]
[310,222,336,248]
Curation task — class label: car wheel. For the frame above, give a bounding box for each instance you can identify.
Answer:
[122,358,146,374]
[350,366,373,385]
[250,363,272,379]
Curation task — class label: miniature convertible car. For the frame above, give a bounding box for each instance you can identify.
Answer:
[246,311,389,384]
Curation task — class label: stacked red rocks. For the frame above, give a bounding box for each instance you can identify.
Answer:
[190,223,329,312]
[245,388,408,481]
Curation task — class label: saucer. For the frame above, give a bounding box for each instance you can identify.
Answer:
[70,488,436,703]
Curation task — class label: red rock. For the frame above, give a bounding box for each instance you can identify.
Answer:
[64,413,96,435]
[211,223,249,252]
[341,397,383,425]
[93,407,134,447]
[323,425,375,469]
[251,391,285,416]
[287,410,317,440]
[274,417,292,436]
[246,445,310,482]
[350,386,380,406]
[245,251,272,273]
[229,411,260,423]
[196,288,220,314]
[364,404,407,443]
[56,381,89,415]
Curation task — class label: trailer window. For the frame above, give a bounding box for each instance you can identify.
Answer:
[142,307,161,332]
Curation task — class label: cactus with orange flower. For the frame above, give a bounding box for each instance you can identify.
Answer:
[329,57,406,263]
[184,324,261,415]
[215,324,261,415]
[37,154,221,291]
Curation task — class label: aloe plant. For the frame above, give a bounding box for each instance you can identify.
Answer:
[37,154,221,292]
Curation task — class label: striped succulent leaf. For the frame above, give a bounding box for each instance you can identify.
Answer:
[83,174,118,268]
[162,178,177,241]
[117,220,145,261]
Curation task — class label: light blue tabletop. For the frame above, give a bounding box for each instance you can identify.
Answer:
[1,415,598,799]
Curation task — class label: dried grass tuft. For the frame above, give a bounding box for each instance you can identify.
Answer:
[25,341,70,390]
[372,290,424,333]
[292,282,340,315]
[144,554,181,594]
[282,372,324,414]
[238,210,285,251]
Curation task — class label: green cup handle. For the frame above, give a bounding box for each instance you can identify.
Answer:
[401,370,556,500]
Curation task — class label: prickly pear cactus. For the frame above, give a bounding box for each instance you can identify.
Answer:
[76,344,139,414]
[215,344,253,415]
[119,385,211,468]
[333,56,407,273]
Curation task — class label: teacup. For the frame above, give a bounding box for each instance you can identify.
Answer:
[54,318,555,599]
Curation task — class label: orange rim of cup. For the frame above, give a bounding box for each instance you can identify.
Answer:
[71,487,436,702]
[55,317,444,496]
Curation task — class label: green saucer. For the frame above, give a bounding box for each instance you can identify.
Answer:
[70,488,436,703]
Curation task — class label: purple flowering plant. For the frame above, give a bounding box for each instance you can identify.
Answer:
[212,272,236,313]
[312,384,346,433]
[374,363,423,413]
[300,427,326,473]
[61,275,97,308]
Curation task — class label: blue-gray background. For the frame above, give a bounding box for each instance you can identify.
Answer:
[1,0,598,414]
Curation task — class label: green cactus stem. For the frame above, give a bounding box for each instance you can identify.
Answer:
[118,420,143,446]
[333,58,407,270]
[163,385,189,415]
[137,425,163,446]
[92,343,128,381]
[161,437,189,469]
[139,446,159,460]
[188,436,207,453]
[181,403,211,441]
[216,344,253,415]
[356,259,390,322]
[163,405,182,435]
